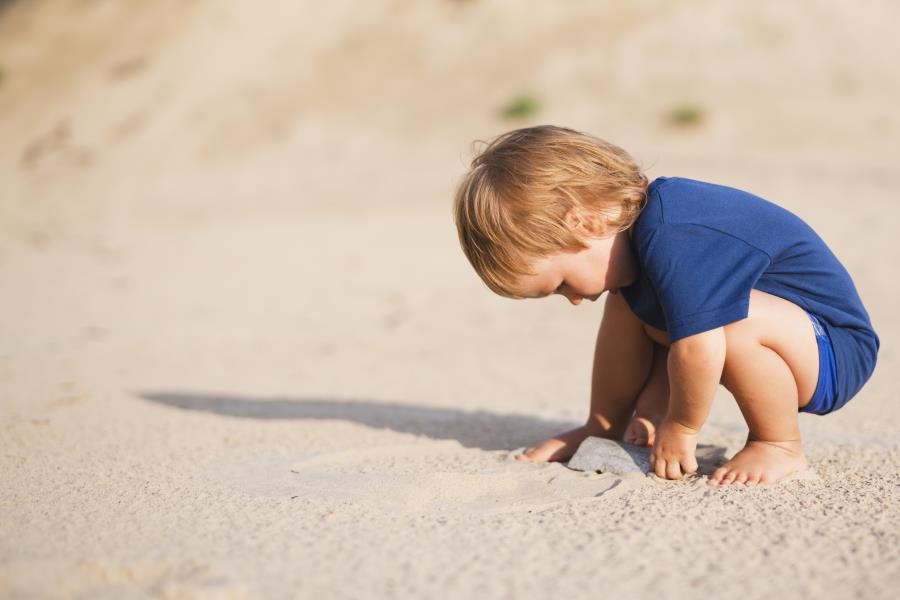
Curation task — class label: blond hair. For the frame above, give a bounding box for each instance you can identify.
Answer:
[453,125,648,297]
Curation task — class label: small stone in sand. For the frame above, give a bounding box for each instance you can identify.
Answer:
[567,437,652,475]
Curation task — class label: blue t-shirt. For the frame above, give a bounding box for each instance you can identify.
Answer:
[620,177,879,404]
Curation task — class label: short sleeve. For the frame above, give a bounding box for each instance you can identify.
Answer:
[642,223,771,342]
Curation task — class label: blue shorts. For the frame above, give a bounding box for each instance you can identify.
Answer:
[799,312,842,415]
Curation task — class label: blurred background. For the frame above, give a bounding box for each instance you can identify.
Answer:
[2,1,899,597]
[1,0,896,419]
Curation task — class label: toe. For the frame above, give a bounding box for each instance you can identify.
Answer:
[722,470,738,485]
[746,473,761,485]
[709,467,727,485]
[735,472,749,484]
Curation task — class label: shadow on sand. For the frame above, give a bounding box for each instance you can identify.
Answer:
[139,391,582,452]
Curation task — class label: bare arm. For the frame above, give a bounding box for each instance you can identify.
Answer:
[651,326,726,479]
[666,327,726,430]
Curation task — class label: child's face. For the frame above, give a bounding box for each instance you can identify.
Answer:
[514,229,637,305]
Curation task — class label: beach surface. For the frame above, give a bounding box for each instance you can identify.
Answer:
[1,1,899,598]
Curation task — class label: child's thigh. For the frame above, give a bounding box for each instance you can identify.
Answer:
[600,291,653,343]
[595,292,655,389]
[722,290,819,408]
[635,342,669,403]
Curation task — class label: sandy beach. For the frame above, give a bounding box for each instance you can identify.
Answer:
[1,1,899,598]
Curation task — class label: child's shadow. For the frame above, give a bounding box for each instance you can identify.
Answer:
[139,391,731,468]
[139,391,576,452]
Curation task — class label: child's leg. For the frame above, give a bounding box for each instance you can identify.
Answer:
[516,291,655,462]
[709,290,819,485]
[624,344,670,446]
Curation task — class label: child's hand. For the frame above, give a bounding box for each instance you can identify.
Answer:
[650,420,700,479]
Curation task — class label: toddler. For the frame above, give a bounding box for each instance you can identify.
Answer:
[453,125,879,485]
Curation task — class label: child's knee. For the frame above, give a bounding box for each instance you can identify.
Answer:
[720,318,766,387]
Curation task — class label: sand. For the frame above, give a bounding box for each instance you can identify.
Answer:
[1,1,899,598]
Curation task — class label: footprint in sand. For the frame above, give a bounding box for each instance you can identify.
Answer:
[206,440,645,515]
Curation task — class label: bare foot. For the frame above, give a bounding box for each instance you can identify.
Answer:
[708,440,808,486]
[515,424,600,463]
[623,415,661,447]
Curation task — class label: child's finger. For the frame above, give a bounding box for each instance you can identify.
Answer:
[653,457,667,479]
[665,460,683,480]
[514,448,535,462]
[685,457,699,475]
